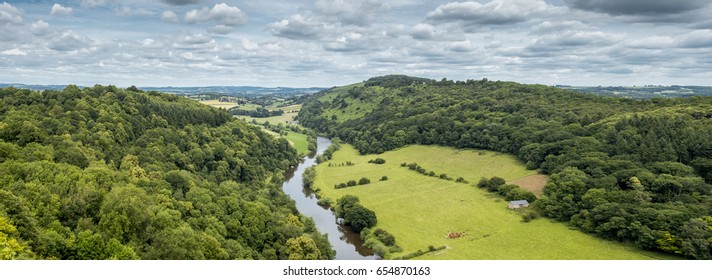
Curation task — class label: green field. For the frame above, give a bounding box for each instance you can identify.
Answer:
[239,104,302,125]
[284,131,308,155]
[313,144,673,260]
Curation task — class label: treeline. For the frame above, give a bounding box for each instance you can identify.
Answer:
[229,107,284,118]
[0,85,334,260]
[298,75,712,259]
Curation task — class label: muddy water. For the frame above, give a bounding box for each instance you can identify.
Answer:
[281,136,378,260]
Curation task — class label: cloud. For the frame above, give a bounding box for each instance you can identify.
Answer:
[311,0,388,27]
[185,3,248,26]
[269,15,328,40]
[531,21,590,35]
[161,10,178,22]
[51,3,73,16]
[411,23,435,40]
[565,0,708,16]
[427,0,559,27]
[676,30,712,48]
[208,25,232,35]
[626,36,674,49]
[31,20,51,36]
[48,30,92,51]
[448,40,476,52]
[181,33,212,45]
[0,2,22,24]
[524,31,620,54]
[1,48,27,56]
[161,0,203,5]
[81,0,107,8]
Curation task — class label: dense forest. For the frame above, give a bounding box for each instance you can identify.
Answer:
[0,85,333,260]
[298,75,712,259]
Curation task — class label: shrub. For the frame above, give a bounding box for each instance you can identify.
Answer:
[317,197,332,208]
[380,176,388,181]
[368,158,386,164]
[347,180,357,187]
[358,177,371,185]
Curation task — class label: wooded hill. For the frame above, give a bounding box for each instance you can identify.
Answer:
[298,75,712,259]
[0,85,333,260]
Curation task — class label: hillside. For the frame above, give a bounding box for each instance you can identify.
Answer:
[0,85,332,260]
[298,75,712,259]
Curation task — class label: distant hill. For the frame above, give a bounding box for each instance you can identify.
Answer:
[0,83,326,97]
[557,85,712,99]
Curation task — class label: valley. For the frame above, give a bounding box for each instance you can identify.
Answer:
[310,143,670,259]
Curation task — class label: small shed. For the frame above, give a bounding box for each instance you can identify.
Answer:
[508,200,529,209]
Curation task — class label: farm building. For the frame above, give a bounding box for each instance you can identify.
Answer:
[508,200,529,209]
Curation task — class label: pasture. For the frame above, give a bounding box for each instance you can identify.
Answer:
[198,99,240,110]
[312,144,672,260]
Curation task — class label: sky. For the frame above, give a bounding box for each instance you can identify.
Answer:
[1,0,711,87]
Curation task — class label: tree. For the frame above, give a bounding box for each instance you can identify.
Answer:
[358,177,370,185]
[0,216,32,260]
[285,235,323,260]
[343,204,377,233]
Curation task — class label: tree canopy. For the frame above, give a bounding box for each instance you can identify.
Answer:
[0,85,332,259]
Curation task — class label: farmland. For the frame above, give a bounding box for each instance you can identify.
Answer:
[312,144,672,260]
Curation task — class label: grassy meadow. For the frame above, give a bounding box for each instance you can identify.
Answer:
[313,144,673,260]
[239,104,302,125]
[198,99,240,110]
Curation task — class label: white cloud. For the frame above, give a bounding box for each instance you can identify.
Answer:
[51,3,73,16]
[185,3,247,26]
[161,10,179,22]
[1,48,27,56]
[31,20,51,36]
[81,0,107,8]
[208,25,232,35]
[427,0,561,27]
[626,36,675,49]
[48,30,92,51]
[311,0,389,27]
[269,15,328,40]
[411,23,435,40]
[0,2,22,24]
[181,33,212,44]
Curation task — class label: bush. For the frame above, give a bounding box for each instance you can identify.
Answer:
[368,158,386,164]
[317,197,332,208]
[347,180,357,187]
[380,176,388,181]
[400,162,407,167]
[373,228,396,246]
[358,177,371,185]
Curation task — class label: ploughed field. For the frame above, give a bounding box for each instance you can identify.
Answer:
[313,144,673,259]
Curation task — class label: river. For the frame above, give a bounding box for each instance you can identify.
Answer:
[281,136,378,260]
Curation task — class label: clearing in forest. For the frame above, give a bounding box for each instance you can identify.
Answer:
[313,144,672,260]
[507,174,549,197]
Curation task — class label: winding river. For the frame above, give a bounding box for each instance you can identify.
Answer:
[282,137,378,260]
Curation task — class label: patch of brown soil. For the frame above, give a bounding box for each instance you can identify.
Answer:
[507,174,549,197]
